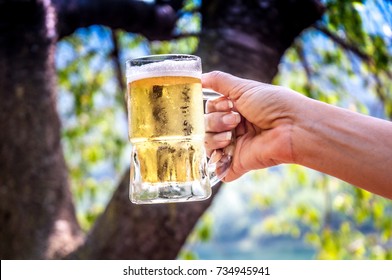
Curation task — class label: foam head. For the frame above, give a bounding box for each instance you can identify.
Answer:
[126,55,202,82]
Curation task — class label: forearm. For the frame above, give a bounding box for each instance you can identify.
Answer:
[293,98,392,199]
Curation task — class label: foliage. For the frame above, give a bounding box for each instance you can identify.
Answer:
[246,166,392,259]
[270,0,392,259]
[57,26,128,231]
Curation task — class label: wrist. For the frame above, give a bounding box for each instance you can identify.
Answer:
[261,87,311,165]
[289,95,321,165]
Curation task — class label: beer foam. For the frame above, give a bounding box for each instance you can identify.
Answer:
[126,58,201,82]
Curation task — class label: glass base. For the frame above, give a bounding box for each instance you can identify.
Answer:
[130,180,211,204]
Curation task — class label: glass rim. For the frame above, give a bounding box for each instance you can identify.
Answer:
[126,54,200,65]
[125,54,201,82]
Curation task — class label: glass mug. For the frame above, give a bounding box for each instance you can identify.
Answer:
[126,54,234,204]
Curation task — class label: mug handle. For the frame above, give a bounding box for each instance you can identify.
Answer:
[203,89,236,187]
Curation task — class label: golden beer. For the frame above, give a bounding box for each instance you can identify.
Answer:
[126,55,232,203]
[126,54,231,204]
[128,76,206,184]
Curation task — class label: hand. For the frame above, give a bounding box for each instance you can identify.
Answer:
[203,71,308,181]
[203,71,392,199]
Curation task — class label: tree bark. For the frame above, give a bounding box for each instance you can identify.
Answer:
[198,0,324,82]
[54,0,182,40]
[0,0,82,259]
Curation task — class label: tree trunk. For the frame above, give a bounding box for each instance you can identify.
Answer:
[0,0,323,259]
[198,0,324,82]
[0,0,82,259]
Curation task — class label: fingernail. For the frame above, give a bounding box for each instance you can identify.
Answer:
[216,99,234,110]
[216,131,232,141]
[210,150,223,164]
[224,144,235,156]
[222,113,241,125]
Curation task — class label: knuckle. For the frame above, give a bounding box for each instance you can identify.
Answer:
[210,70,224,78]
[209,71,229,84]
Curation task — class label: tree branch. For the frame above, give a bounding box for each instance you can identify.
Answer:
[314,24,371,63]
[172,32,200,39]
[372,73,392,120]
[315,24,392,117]
[54,0,179,40]
[315,24,392,79]
[110,29,127,114]
[293,41,316,98]
[294,41,313,83]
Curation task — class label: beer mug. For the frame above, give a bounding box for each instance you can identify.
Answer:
[126,54,234,204]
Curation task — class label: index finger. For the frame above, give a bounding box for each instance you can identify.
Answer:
[202,71,247,101]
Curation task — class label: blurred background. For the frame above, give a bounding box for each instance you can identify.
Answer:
[1,0,391,259]
[55,0,392,259]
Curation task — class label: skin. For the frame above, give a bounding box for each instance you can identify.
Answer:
[203,71,392,200]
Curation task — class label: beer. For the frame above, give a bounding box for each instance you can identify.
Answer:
[125,55,231,203]
[128,75,206,184]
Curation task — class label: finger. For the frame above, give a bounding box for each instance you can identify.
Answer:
[205,96,234,113]
[202,71,248,100]
[205,112,241,132]
[209,149,223,164]
[204,131,232,150]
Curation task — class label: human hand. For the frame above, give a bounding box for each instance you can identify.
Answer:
[203,71,308,181]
